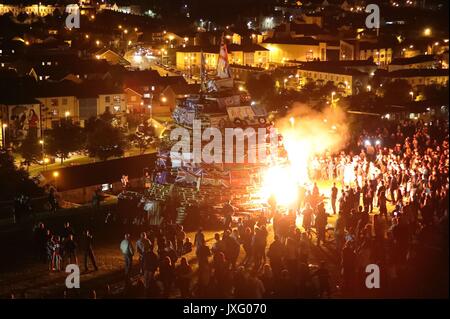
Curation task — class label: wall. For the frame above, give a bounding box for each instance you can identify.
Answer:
[36,96,79,128]
[261,43,323,64]
[98,94,126,115]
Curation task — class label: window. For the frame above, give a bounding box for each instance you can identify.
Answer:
[50,99,59,106]
[62,98,68,105]
[105,96,111,103]
[131,96,137,102]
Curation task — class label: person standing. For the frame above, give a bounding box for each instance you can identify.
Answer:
[315,203,328,246]
[176,257,193,298]
[82,230,98,272]
[194,228,205,255]
[222,200,236,230]
[120,234,134,281]
[64,234,78,265]
[136,232,152,274]
[331,183,338,215]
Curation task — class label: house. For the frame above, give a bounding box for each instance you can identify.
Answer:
[0,80,42,142]
[76,82,126,123]
[296,62,371,96]
[34,81,80,129]
[176,44,269,73]
[121,70,175,114]
[160,83,201,112]
[95,49,131,66]
[261,37,328,64]
[340,40,393,68]
[388,55,439,72]
[384,69,449,90]
[28,58,123,82]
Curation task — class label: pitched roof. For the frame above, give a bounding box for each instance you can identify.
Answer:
[297,63,368,76]
[390,54,437,65]
[122,70,162,88]
[262,37,320,45]
[167,83,201,95]
[387,68,449,78]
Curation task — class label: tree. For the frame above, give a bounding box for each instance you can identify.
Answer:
[18,133,41,170]
[46,119,85,164]
[86,119,126,161]
[382,79,412,105]
[319,81,338,97]
[423,83,449,103]
[246,74,275,101]
[0,150,43,201]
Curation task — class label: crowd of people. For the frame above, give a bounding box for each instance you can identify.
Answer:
[22,118,448,299]
[33,221,98,273]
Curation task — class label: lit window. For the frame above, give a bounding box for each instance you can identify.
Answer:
[105,96,111,103]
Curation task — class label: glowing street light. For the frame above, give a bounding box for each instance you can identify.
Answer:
[53,171,59,188]
[423,28,431,36]
[409,91,414,101]
[331,91,336,104]
[64,111,70,117]
[367,85,371,92]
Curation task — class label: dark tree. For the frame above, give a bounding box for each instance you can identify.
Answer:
[246,74,275,101]
[382,79,413,105]
[18,133,41,170]
[0,150,43,201]
[46,119,85,164]
[86,119,126,161]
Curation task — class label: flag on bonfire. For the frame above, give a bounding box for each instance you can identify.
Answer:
[217,34,231,78]
[175,163,203,185]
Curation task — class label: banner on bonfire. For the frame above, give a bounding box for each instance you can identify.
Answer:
[217,95,241,109]
[175,164,202,190]
[201,170,231,188]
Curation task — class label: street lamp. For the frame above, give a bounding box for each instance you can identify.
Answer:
[367,85,371,92]
[331,91,336,104]
[409,91,414,101]
[53,171,59,189]
[1,123,7,148]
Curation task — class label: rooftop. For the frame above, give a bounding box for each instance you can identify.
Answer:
[387,68,449,78]
[262,37,320,45]
[390,54,437,65]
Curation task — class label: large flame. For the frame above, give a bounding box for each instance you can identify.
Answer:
[257,104,349,208]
